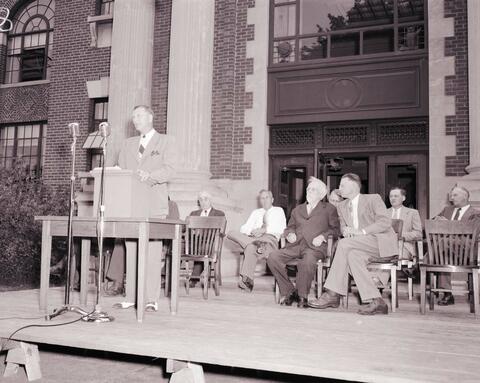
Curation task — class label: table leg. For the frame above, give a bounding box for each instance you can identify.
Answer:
[39,221,52,312]
[125,241,137,303]
[80,239,91,305]
[170,224,181,315]
[137,222,149,322]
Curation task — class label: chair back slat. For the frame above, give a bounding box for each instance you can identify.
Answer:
[184,216,227,261]
[424,220,480,266]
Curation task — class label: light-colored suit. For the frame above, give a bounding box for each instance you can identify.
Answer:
[107,130,177,303]
[324,194,398,301]
[118,131,176,217]
[387,206,422,259]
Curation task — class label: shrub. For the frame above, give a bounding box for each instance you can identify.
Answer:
[0,163,69,287]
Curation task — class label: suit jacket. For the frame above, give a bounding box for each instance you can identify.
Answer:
[337,194,397,257]
[437,205,480,221]
[189,208,225,217]
[118,130,176,217]
[284,201,340,251]
[387,206,422,257]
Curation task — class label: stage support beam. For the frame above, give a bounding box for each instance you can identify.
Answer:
[167,359,205,383]
[2,340,42,381]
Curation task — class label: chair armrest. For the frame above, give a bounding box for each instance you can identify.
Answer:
[416,239,424,263]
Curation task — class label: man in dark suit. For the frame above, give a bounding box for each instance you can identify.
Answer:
[309,173,398,315]
[434,186,479,306]
[105,105,176,312]
[188,191,225,284]
[267,177,340,308]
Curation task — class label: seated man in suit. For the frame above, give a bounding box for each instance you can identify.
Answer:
[388,186,422,260]
[309,173,398,315]
[267,177,340,308]
[385,186,423,285]
[105,105,176,312]
[188,191,225,286]
[433,186,480,306]
[227,189,286,291]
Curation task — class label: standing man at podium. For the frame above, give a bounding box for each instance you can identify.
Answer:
[105,105,176,312]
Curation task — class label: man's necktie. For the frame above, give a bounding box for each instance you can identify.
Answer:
[138,135,146,159]
[453,208,461,220]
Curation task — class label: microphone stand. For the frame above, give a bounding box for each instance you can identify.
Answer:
[82,131,114,322]
[46,127,90,320]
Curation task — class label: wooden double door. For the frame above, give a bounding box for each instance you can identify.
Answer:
[270,151,428,220]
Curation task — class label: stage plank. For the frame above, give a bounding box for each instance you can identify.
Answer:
[0,283,479,383]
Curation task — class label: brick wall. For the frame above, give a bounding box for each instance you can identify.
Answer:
[151,0,171,134]
[210,0,254,180]
[444,0,469,176]
[0,84,49,122]
[42,0,111,187]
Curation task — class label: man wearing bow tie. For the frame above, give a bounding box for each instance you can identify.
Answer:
[105,105,176,313]
[188,191,225,286]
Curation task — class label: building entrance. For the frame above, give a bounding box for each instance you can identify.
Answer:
[269,119,429,219]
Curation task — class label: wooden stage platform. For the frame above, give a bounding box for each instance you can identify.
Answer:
[0,280,479,383]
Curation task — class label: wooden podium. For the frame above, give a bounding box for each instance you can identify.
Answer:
[90,168,150,217]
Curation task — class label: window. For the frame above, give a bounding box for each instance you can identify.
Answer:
[270,0,425,65]
[4,0,55,84]
[97,0,114,16]
[88,98,108,169]
[0,123,47,175]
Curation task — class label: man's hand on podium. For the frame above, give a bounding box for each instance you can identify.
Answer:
[137,169,150,182]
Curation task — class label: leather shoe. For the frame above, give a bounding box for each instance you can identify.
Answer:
[358,297,388,315]
[103,284,124,297]
[297,297,308,308]
[308,291,340,309]
[238,276,254,292]
[280,290,299,306]
[438,293,455,306]
[402,266,418,280]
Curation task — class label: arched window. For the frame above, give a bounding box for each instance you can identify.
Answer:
[4,0,54,84]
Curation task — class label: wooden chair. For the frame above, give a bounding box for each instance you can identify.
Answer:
[274,235,336,302]
[420,220,480,317]
[180,216,227,299]
[345,219,404,312]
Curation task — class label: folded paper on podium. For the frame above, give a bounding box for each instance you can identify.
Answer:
[90,168,150,217]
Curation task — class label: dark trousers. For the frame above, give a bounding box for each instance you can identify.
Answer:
[267,239,326,298]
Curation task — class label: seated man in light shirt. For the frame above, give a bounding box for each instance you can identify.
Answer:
[227,190,286,292]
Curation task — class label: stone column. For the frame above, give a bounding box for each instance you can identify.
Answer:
[458,0,480,207]
[106,0,155,165]
[166,0,220,214]
[166,0,214,177]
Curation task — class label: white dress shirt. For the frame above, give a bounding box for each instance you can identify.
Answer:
[391,207,402,219]
[240,206,287,240]
[200,208,212,217]
[451,205,471,220]
[138,128,155,158]
[350,194,360,230]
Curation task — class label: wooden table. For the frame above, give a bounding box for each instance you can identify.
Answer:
[34,216,184,322]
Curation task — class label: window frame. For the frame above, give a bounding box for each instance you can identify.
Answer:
[269,0,427,66]
[0,121,47,176]
[4,0,55,84]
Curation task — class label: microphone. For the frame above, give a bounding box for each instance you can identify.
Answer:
[68,123,80,137]
[99,122,111,138]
